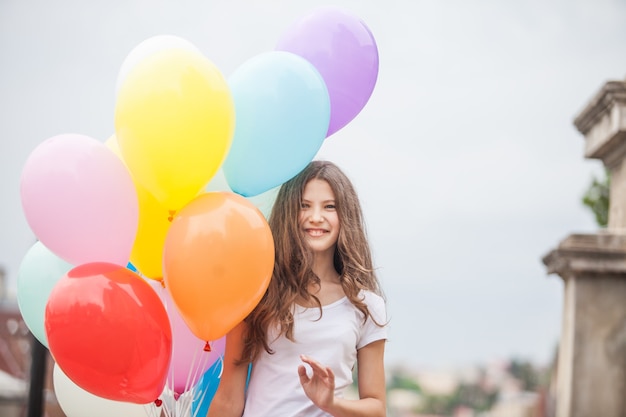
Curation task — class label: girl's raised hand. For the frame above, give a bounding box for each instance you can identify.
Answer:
[298,354,336,412]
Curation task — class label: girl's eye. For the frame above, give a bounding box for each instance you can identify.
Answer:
[325,204,336,209]
[300,203,310,209]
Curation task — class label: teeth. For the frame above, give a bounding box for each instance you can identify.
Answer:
[308,229,325,237]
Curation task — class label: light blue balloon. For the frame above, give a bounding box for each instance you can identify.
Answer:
[126,262,137,272]
[191,360,251,417]
[17,241,73,347]
[223,51,330,197]
[191,359,222,417]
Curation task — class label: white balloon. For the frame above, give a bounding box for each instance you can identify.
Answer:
[53,364,152,417]
[115,35,201,95]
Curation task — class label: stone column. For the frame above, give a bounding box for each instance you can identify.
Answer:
[543,80,626,417]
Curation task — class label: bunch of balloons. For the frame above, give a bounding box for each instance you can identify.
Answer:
[17,6,378,417]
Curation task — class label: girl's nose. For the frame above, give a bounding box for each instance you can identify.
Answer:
[310,208,324,222]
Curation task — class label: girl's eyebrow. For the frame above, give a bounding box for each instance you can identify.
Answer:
[301,198,336,203]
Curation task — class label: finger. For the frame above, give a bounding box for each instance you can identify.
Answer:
[300,355,329,378]
[326,366,336,387]
[298,365,309,385]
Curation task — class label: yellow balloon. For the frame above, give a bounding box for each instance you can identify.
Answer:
[129,184,172,280]
[105,135,171,280]
[114,48,235,212]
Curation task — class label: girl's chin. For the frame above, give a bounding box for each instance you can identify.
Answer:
[306,242,336,255]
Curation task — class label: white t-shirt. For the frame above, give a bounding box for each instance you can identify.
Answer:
[242,290,387,417]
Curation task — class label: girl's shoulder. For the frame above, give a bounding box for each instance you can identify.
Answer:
[358,290,387,320]
[358,289,385,306]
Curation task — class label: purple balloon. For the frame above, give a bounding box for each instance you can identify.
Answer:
[276,7,379,137]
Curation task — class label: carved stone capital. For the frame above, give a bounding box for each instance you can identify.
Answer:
[573,81,626,168]
[542,232,626,279]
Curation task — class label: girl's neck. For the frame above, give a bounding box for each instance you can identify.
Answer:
[301,252,344,307]
[311,251,339,284]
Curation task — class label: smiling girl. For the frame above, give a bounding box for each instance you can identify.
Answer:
[208,160,388,417]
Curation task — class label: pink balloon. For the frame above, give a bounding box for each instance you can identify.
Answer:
[20,134,138,266]
[276,7,379,137]
[150,282,225,396]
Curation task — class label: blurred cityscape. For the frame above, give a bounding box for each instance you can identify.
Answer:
[382,358,555,417]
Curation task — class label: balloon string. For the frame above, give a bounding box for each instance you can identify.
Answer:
[189,358,220,417]
[162,400,171,417]
[187,345,212,395]
[158,286,178,416]
[142,403,156,417]
[180,392,193,417]
[183,345,200,396]
[191,386,207,417]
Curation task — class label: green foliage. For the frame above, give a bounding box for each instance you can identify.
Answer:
[417,383,497,415]
[419,393,454,415]
[387,373,422,393]
[582,169,610,227]
[508,358,540,391]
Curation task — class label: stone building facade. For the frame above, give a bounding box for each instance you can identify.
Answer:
[543,80,626,417]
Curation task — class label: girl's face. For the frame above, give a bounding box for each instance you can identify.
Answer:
[299,179,340,256]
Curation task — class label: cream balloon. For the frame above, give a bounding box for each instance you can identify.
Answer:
[115,35,201,96]
[53,364,152,417]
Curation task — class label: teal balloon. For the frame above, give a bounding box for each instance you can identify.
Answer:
[17,241,73,347]
[223,51,330,197]
[191,360,222,417]
[192,361,251,417]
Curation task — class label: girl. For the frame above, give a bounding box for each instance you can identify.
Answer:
[207,160,388,417]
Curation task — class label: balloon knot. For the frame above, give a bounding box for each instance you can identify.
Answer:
[168,210,176,222]
[204,341,212,352]
[154,398,163,407]
[159,279,165,288]
[174,392,181,401]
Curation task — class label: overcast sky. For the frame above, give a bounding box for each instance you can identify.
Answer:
[2,0,626,371]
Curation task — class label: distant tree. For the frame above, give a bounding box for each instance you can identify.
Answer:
[419,393,454,415]
[453,383,498,412]
[582,169,610,227]
[387,373,423,393]
[508,358,541,391]
[417,383,497,415]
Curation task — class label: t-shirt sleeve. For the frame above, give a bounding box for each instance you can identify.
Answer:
[357,291,388,350]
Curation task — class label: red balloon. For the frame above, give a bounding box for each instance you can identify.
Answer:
[45,262,172,404]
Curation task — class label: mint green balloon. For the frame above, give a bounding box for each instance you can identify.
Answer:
[247,186,279,220]
[17,241,73,347]
[206,168,279,220]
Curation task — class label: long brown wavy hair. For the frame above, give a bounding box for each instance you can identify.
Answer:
[241,160,384,363]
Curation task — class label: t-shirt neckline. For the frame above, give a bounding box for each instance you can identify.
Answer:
[295,296,348,311]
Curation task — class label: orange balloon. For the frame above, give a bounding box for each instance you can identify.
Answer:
[163,192,274,341]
